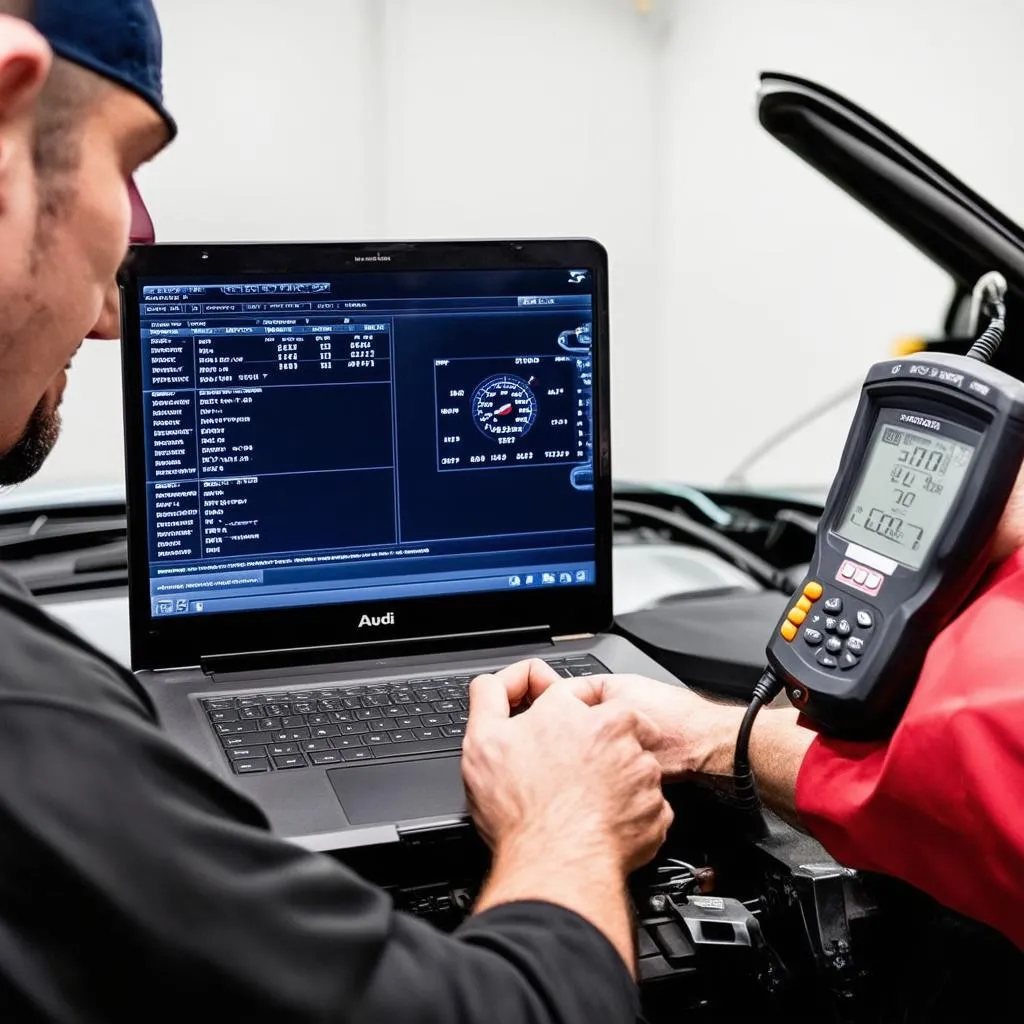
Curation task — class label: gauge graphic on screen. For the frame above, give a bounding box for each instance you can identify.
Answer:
[471,374,538,440]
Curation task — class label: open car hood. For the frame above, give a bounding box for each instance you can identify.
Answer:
[757,71,1024,378]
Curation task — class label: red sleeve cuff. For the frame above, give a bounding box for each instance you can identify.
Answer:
[794,733,891,873]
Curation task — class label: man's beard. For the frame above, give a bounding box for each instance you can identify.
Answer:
[0,401,61,486]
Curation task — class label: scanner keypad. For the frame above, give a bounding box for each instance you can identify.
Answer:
[809,600,875,670]
[783,579,879,673]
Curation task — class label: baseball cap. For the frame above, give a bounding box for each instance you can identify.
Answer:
[28,0,176,140]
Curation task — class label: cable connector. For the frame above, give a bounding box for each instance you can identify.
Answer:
[966,270,1008,364]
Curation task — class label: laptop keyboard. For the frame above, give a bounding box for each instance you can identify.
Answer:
[202,654,608,775]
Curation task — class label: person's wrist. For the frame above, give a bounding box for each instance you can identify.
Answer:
[682,703,744,778]
[478,823,627,921]
[479,820,636,977]
[493,817,621,877]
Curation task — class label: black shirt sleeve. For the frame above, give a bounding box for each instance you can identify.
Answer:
[0,699,638,1024]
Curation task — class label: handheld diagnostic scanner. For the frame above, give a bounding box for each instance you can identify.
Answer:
[767,351,1024,737]
[732,273,1024,827]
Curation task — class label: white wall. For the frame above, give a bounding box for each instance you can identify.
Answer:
[28,0,1024,495]
[657,0,1024,489]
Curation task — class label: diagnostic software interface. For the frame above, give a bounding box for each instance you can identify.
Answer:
[136,267,597,618]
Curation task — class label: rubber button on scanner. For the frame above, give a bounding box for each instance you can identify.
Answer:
[803,581,824,600]
[857,611,874,629]
[840,652,859,671]
[837,619,852,637]
[846,637,865,655]
[823,597,843,614]
[796,596,812,613]
[780,621,798,642]
[825,637,842,654]
[816,650,838,669]
[787,607,807,626]
[803,628,823,646]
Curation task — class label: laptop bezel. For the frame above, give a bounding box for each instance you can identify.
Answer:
[119,239,612,671]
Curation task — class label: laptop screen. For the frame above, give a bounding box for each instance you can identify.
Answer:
[134,265,597,622]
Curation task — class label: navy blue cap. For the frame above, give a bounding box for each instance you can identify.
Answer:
[30,0,176,139]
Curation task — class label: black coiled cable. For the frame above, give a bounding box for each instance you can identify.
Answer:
[966,269,1007,363]
[966,302,1005,364]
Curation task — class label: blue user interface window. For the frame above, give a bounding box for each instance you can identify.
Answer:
[138,268,597,617]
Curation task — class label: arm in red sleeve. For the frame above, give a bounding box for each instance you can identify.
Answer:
[795,551,1024,949]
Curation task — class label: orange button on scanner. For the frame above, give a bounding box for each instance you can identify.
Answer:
[780,621,798,642]
[796,596,812,613]
[803,581,824,601]
[787,607,807,626]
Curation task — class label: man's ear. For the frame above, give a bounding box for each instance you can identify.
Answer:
[0,15,52,132]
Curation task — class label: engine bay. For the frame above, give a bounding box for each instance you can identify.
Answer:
[333,781,1020,1023]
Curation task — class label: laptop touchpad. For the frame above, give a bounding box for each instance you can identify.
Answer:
[328,756,467,825]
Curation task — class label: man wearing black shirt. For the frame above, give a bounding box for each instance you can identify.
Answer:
[0,2,673,1020]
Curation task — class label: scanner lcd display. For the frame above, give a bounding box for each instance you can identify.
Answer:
[835,414,976,570]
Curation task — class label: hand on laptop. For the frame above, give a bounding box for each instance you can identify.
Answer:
[462,663,673,974]
[494,661,813,823]
[490,660,744,778]
[463,665,673,868]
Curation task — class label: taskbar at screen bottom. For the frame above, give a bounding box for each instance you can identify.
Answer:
[151,562,596,617]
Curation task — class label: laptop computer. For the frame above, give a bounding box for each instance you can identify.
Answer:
[118,238,683,851]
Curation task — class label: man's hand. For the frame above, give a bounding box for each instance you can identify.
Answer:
[485,659,814,823]
[485,659,741,779]
[462,668,674,974]
[463,672,674,874]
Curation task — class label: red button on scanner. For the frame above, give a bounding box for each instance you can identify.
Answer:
[836,559,884,597]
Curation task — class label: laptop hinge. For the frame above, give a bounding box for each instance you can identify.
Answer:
[551,632,595,642]
[199,624,553,677]
[396,819,472,841]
